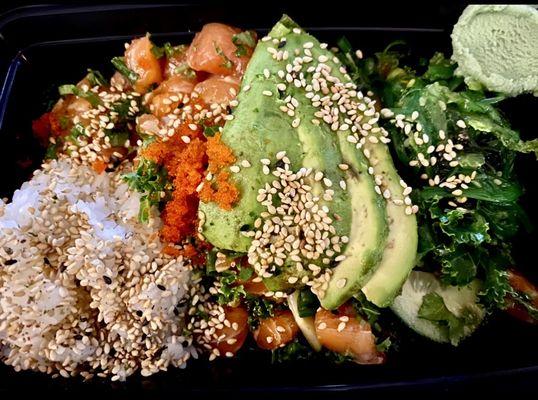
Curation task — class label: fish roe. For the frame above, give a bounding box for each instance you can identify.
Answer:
[199,133,240,209]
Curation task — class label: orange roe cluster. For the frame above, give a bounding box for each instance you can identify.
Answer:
[142,122,207,244]
[199,133,240,210]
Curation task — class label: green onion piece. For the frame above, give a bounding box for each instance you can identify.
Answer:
[58,84,101,107]
[86,69,107,87]
[111,56,139,84]
[214,44,233,69]
[151,45,165,59]
[203,125,220,137]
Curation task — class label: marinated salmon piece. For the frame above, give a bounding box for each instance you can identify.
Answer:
[186,23,255,77]
[137,113,161,136]
[147,75,196,117]
[314,306,384,365]
[242,277,268,296]
[253,310,299,350]
[158,75,197,95]
[209,306,249,356]
[125,35,163,93]
[194,75,240,105]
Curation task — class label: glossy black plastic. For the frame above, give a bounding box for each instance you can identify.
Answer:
[0,4,536,395]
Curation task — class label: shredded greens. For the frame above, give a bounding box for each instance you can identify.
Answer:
[338,40,536,315]
[123,159,169,223]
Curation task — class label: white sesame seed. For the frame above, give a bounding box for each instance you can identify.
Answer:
[262,90,273,97]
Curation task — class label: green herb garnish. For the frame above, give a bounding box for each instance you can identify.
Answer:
[214,43,233,69]
[123,159,168,223]
[111,56,139,84]
[232,30,256,57]
[58,84,101,107]
[86,69,107,87]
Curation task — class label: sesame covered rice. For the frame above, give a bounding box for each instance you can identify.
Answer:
[0,157,194,380]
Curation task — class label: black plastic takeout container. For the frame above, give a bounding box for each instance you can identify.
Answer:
[0,3,537,395]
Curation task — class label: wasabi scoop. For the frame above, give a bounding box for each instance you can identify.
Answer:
[451,5,538,96]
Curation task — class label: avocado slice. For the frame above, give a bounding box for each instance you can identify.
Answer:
[201,16,395,309]
[360,134,418,307]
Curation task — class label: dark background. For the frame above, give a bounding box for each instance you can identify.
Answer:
[0,2,536,397]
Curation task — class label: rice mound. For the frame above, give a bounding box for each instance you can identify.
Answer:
[0,157,195,380]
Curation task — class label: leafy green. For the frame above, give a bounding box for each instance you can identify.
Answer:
[58,84,101,107]
[67,124,86,143]
[418,292,481,345]
[174,64,197,80]
[111,56,139,84]
[151,44,165,59]
[86,69,107,87]
[341,43,535,313]
[297,289,319,318]
[376,337,392,353]
[216,271,246,305]
[203,125,220,137]
[123,159,169,223]
[271,340,313,363]
[232,30,257,57]
[214,44,233,69]
[106,131,129,147]
[246,296,274,329]
[44,142,60,160]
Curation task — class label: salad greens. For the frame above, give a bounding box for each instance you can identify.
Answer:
[338,40,537,315]
[123,159,169,223]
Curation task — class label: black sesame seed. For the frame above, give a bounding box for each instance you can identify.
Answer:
[277,40,286,48]
[103,275,112,285]
[136,310,143,317]
[157,284,166,291]
[275,160,285,169]
[4,259,17,266]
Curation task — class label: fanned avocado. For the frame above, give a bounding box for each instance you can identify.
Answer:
[201,15,418,311]
[200,15,387,306]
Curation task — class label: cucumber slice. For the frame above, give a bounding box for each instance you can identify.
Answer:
[288,291,322,351]
[391,271,485,345]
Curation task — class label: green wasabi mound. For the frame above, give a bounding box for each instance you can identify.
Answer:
[451,5,538,96]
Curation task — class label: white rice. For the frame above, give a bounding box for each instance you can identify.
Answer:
[0,157,195,380]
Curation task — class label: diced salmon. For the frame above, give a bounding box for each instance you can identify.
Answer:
[314,306,384,365]
[194,75,240,105]
[125,35,163,93]
[186,23,255,77]
[148,75,196,117]
[209,306,249,356]
[506,269,538,324]
[110,71,131,90]
[253,310,299,350]
[137,113,161,136]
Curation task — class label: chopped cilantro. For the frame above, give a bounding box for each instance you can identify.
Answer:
[232,30,257,57]
[123,159,168,223]
[214,43,233,69]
